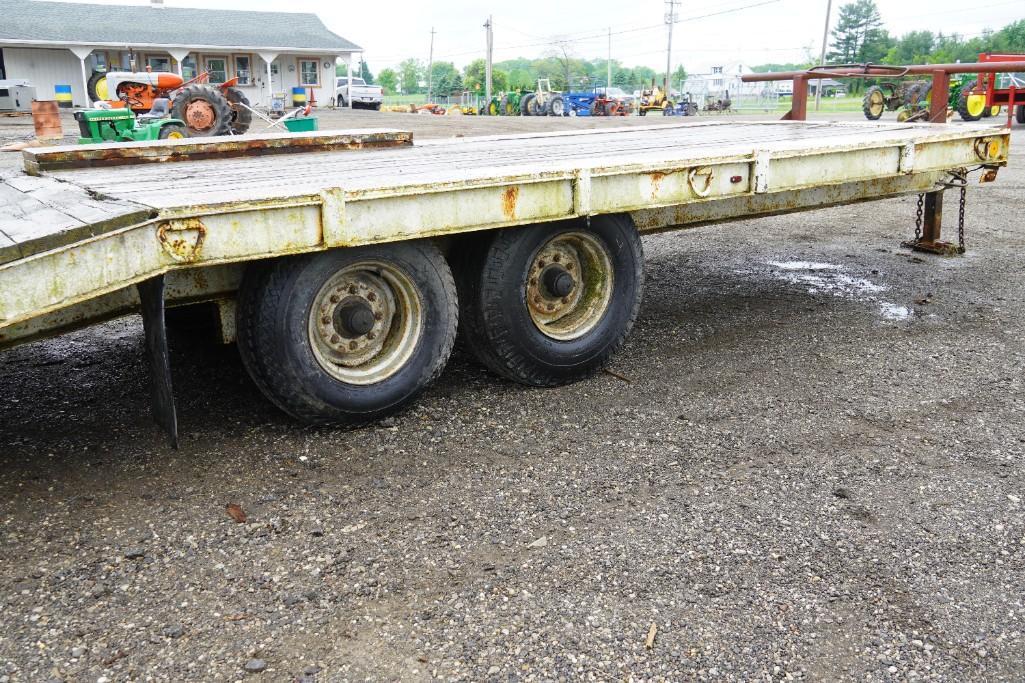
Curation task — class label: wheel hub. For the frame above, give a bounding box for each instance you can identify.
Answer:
[308,263,423,385]
[526,232,614,341]
[184,99,215,131]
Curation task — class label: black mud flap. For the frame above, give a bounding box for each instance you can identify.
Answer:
[137,275,179,449]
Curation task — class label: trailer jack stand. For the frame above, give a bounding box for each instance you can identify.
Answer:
[137,275,179,449]
[901,188,966,256]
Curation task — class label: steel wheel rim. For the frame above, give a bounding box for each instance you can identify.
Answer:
[966,94,986,117]
[308,261,423,385]
[868,90,884,117]
[526,232,614,341]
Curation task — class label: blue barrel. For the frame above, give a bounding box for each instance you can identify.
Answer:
[291,87,307,107]
[54,84,73,108]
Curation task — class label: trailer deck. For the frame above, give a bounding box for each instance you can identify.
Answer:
[0,119,1009,347]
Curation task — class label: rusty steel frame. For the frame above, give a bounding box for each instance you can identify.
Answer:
[742,61,1025,255]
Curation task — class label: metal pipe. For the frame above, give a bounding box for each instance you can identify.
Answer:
[742,61,1025,82]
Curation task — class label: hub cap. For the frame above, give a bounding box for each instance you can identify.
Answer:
[184,99,215,131]
[308,262,423,385]
[526,232,614,340]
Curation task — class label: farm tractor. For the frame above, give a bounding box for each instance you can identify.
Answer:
[637,81,674,116]
[520,79,566,116]
[862,79,936,121]
[74,99,187,144]
[87,69,252,137]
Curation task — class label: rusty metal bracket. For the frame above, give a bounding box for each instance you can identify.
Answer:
[136,275,179,449]
[157,218,206,262]
[687,166,714,198]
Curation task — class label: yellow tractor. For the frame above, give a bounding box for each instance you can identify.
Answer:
[637,81,674,116]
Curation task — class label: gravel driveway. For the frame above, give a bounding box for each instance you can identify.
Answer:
[1,113,1022,681]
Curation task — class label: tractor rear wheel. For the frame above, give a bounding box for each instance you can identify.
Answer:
[158,123,187,140]
[546,95,566,116]
[87,71,108,103]
[503,94,519,115]
[526,95,544,116]
[605,102,621,116]
[520,93,535,116]
[863,86,885,120]
[225,87,253,135]
[956,89,985,121]
[171,85,232,137]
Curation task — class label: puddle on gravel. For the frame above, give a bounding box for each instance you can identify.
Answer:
[765,261,911,321]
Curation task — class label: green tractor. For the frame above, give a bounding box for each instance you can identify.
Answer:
[74,98,187,145]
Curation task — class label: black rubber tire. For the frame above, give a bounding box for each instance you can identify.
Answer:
[225,87,253,135]
[337,95,346,108]
[372,102,382,111]
[955,88,982,121]
[158,123,187,139]
[236,243,458,425]
[87,70,107,103]
[520,93,535,116]
[455,215,644,386]
[1017,105,1025,124]
[503,94,519,116]
[862,85,885,120]
[171,84,232,137]
[546,95,565,116]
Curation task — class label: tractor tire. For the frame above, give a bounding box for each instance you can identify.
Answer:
[589,101,603,116]
[236,242,458,425]
[906,82,931,109]
[605,102,621,116]
[526,95,544,117]
[503,94,519,115]
[225,87,253,135]
[863,85,886,120]
[171,85,233,137]
[546,95,566,117]
[87,70,108,103]
[158,123,187,140]
[520,93,535,116]
[981,105,998,118]
[488,100,500,116]
[956,89,985,121]
[455,215,644,386]
[1017,105,1025,124]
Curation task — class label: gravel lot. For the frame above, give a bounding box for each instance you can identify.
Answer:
[1,109,1023,681]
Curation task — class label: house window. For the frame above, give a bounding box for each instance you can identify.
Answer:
[205,57,228,84]
[181,56,197,80]
[234,54,252,85]
[712,66,723,74]
[146,55,171,72]
[299,59,319,87]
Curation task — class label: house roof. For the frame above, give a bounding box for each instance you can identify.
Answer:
[0,0,360,53]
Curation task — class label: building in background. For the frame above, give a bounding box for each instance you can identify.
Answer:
[0,0,361,107]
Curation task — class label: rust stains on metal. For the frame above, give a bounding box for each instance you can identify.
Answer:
[23,129,414,174]
[502,186,520,220]
[648,171,667,199]
[157,218,206,262]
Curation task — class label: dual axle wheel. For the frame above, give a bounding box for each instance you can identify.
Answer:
[236,216,644,424]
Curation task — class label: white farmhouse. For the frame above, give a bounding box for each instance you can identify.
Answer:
[0,0,361,107]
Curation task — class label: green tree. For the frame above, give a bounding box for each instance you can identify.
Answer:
[463,59,509,92]
[828,0,885,63]
[359,61,374,85]
[398,58,423,94]
[377,68,398,94]
[429,61,462,96]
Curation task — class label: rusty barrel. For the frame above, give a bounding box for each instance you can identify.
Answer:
[32,100,63,142]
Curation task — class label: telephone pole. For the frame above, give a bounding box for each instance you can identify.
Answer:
[814,0,833,111]
[607,27,612,91]
[426,27,436,103]
[664,0,681,94]
[484,16,493,106]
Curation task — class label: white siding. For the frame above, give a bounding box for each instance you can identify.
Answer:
[2,47,87,106]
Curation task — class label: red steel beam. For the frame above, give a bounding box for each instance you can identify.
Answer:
[741,61,1025,82]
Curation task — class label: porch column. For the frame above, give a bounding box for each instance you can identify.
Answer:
[167,48,190,77]
[68,46,94,106]
[346,55,353,109]
[259,52,279,108]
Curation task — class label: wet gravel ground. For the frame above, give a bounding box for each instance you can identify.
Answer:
[1,114,1023,681]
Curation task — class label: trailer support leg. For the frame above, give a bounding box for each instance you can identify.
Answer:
[137,275,179,449]
[903,190,960,256]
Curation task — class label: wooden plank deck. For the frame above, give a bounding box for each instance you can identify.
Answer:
[0,170,153,266]
[45,121,993,211]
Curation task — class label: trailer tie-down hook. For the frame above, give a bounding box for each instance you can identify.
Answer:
[903,168,969,256]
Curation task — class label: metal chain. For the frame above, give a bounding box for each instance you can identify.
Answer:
[914,193,924,242]
[958,175,967,254]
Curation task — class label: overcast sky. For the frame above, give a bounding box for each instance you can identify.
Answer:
[60,0,1024,74]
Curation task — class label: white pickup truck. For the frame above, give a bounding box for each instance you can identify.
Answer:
[335,76,383,110]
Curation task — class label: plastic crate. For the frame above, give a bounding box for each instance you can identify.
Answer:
[283,116,318,133]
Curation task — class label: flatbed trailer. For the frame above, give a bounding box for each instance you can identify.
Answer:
[0,120,1010,446]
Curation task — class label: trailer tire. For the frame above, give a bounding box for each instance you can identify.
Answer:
[1017,105,1025,124]
[236,243,458,425]
[456,215,644,386]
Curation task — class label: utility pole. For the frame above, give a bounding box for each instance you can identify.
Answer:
[607,27,612,91]
[484,16,493,107]
[815,0,832,111]
[664,0,680,94]
[427,27,436,103]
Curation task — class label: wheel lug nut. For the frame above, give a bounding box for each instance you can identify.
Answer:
[349,341,358,350]
[321,316,331,325]
[374,311,383,321]
[538,259,546,268]
[348,285,357,294]
[367,292,377,302]
[329,294,340,304]
[562,297,570,304]
[367,332,376,340]
[330,334,340,343]
[553,254,561,262]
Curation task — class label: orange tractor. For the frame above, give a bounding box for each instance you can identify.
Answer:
[87,69,252,137]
